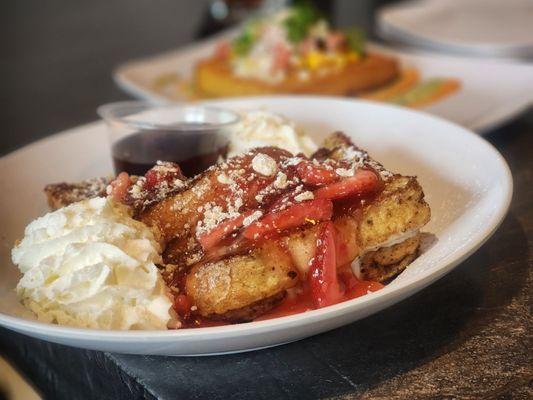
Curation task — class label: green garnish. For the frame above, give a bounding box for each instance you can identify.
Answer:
[232,22,258,56]
[343,27,366,55]
[283,2,322,43]
[390,79,445,105]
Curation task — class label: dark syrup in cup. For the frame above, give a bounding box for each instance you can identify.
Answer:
[112,128,228,177]
[98,102,240,178]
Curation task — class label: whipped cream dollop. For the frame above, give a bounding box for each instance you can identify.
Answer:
[228,110,317,157]
[12,197,173,330]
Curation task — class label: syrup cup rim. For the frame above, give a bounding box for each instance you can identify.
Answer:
[97,101,241,132]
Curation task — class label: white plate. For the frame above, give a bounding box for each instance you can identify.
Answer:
[0,97,512,355]
[113,33,533,134]
[378,0,533,59]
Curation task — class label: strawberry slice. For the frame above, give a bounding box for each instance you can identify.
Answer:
[214,40,231,60]
[313,169,379,200]
[267,186,304,213]
[308,221,343,308]
[109,172,131,202]
[144,162,185,190]
[296,161,338,186]
[243,199,333,240]
[198,210,256,251]
[174,294,192,319]
[272,42,291,72]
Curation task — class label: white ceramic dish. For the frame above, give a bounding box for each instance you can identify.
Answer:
[0,97,512,355]
[377,0,533,59]
[113,32,533,133]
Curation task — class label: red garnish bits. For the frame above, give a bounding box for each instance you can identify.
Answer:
[108,172,131,202]
[143,161,185,190]
[296,160,337,186]
[108,161,187,212]
[243,199,333,241]
[173,294,193,320]
[314,169,380,200]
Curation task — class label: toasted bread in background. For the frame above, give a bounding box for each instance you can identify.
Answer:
[195,53,399,98]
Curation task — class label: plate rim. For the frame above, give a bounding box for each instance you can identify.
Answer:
[378,20,533,59]
[0,96,513,344]
[377,0,533,58]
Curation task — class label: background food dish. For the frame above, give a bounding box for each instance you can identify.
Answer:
[192,6,407,100]
[114,32,533,134]
[0,97,512,355]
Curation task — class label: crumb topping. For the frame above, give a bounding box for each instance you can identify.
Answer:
[294,191,314,202]
[334,145,392,179]
[273,172,289,189]
[216,173,231,184]
[335,167,354,177]
[243,210,263,226]
[251,153,278,176]
[123,161,187,212]
[196,202,241,238]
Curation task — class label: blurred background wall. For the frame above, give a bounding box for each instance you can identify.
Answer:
[1,0,396,155]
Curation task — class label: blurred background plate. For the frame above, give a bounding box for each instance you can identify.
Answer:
[377,0,533,59]
[114,32,533,134]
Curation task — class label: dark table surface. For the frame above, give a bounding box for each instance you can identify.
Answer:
[1,1,532,399]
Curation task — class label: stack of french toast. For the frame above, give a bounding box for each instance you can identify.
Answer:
[45,132,430,324]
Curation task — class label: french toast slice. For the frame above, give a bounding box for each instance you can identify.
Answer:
[195,53,399,98]
[185,241,298,320]
[317,132,430,281]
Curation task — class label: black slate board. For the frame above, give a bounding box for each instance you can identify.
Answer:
[1,0,532,398]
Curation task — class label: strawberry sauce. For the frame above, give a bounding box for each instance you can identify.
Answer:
[180,273,384,328]
[257,276,383,321]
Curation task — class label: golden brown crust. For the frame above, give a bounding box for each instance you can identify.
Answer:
[358,176,431,250]
[138,172,214,244]
[359,234,421,282]
[185,242,299,318]
[194,53,399,98]
[209,292,286,322]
